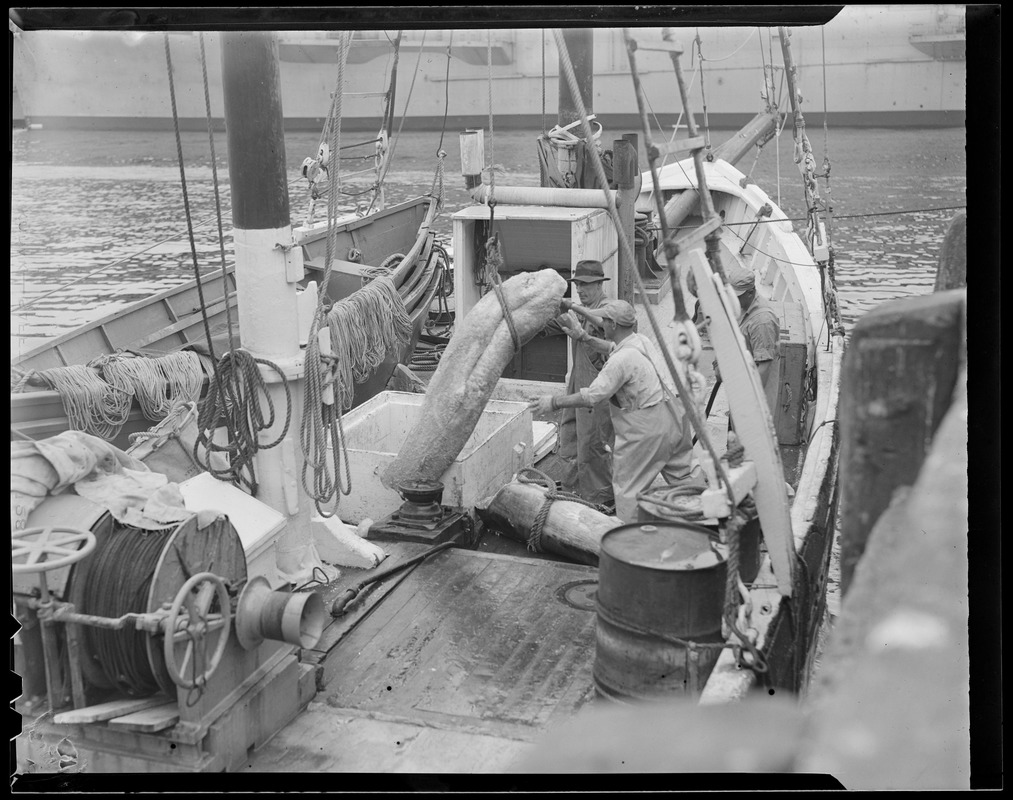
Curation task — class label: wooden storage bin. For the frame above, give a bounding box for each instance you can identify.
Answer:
[452,205,618,385]
[338,391,534,525]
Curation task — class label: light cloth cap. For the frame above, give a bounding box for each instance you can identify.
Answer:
[599,300,637,327]
[727,264,756,296]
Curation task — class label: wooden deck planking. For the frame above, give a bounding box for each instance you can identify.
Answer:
[247,549,600,772]
[319,549,598,740]
[318,549,495,693]
[323,552,526,716]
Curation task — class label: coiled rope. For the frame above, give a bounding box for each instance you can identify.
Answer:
[516,467,607,553]
[193,349,292,495]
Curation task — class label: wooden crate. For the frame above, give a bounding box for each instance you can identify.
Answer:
[452,205,618,385]
[771,300,809,446]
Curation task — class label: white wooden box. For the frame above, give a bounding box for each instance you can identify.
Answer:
[452,204,618,385]
[338,391,534,525]
[178,473,286,587]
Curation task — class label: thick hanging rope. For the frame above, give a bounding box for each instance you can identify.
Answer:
[324,276,413,410]
[554,28,732,504]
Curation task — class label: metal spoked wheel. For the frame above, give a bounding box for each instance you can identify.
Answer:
[12,526,97,574]
[162,572,232,690]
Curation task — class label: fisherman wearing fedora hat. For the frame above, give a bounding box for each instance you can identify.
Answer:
[539,259,616,509]
[530,299,704,523]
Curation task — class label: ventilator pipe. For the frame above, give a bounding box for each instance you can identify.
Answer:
[234,575,326,650]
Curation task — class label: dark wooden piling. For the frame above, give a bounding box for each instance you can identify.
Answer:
[837,289,965,595]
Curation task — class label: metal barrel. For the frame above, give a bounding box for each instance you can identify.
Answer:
[594,521,727,703]
[637,498,762,584]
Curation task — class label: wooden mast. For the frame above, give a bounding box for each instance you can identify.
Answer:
[220,32,317,578]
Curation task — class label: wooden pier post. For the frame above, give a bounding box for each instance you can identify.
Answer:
[836,290,965,595]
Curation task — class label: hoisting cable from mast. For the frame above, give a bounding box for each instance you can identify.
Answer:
[301,31,354,518]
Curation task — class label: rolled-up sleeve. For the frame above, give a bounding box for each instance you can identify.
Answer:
[580,351,628,406]
[747,318,780,362]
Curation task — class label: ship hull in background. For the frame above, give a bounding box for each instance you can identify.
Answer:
[12,6,966,131]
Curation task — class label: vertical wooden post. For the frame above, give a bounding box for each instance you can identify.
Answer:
[557,29,593,128]
[613,136,638,304]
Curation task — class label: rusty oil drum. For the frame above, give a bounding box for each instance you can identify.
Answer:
[594,521,727,702]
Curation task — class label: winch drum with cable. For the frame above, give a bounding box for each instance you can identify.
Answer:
[13,495,326,707]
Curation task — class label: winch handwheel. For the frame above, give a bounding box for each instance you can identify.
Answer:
[12,526,97,574]
[163,572,232,690]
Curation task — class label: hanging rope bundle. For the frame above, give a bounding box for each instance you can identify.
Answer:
[78,526,176,698]
[97,351,205,421]
[36,364,134,439]
[192,349,292,496]
[324,275,412,410]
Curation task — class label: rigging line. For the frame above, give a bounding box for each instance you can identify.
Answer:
[697,27,757,62]
[378,30,427,190]
[163,33,217,363]
[670,204,967,228]
[541,28,546,134]
[198,32,235,352]
[436,30,453,155]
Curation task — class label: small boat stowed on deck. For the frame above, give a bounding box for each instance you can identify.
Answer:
[12,25,844,774]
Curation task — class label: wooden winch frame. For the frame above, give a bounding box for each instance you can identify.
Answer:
[13,511,317,773]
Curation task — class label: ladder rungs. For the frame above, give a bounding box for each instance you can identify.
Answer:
[655,136,707,158]
[674,215,723,251]
[343,91,388,98]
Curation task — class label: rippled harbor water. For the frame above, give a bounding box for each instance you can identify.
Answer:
[11,126,965,358]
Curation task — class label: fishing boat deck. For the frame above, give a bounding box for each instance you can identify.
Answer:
[245,539,598,773]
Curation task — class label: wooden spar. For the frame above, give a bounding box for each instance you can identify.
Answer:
[468,184,617,207]
[557,29,593,128]
[657,109,780,235]
[476,482,617,566]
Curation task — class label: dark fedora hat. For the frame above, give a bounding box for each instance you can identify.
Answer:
[572,259,610,283]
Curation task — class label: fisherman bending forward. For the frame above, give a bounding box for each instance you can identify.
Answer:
[529,300,705,523]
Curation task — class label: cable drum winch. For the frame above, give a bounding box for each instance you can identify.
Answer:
[12,494,326,713]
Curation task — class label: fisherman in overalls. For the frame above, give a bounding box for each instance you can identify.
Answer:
[530,300,705,523]
[540,259,616,509]
[711,264,782,418]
